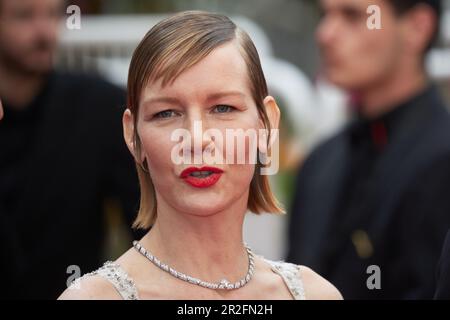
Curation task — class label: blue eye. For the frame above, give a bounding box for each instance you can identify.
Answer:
[214,105,234,113]
[154,110,177,119]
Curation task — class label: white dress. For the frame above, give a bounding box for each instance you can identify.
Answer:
[71,257,306,300]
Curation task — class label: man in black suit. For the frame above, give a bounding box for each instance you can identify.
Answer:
[0,0,139,299]
[288,0,450,299]
[435,230,450,299]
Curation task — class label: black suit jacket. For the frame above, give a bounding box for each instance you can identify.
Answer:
[0,71,139,299]
[435,230,450,299]
[288,85,450,299]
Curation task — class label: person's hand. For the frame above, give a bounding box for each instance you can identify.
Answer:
[0,99,3,120]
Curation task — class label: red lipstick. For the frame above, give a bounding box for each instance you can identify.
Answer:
[180,166,223,188]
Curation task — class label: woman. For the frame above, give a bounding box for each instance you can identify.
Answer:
[59,11,342,300]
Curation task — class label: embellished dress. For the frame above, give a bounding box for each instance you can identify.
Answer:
[70,257,306,300]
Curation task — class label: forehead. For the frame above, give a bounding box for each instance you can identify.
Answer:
[1,0,62,11]
[320,0,384,11]
[143,41,251,99]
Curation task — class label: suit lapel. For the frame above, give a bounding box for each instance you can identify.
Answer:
[299,133,353,265]
[365,87,446,240]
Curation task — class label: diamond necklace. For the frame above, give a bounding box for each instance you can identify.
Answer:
[132,240,255,290]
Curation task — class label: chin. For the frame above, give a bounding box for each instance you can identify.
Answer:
[175,194,234,217]
[326,71,366,91]
[24,58,53,74]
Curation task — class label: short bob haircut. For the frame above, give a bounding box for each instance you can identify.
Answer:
[127,11,284,230]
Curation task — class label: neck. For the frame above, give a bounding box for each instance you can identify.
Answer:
[0,62,47,109]
[357,65,428,119]
[139,191,250,284]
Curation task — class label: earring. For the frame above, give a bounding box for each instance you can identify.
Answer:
[139,160,149,173]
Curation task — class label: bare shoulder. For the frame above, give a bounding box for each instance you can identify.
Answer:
[58,248,140,300]
[299,266,343,300]
[58,274,122,300]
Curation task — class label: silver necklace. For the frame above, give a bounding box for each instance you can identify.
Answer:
[132,240,255,290]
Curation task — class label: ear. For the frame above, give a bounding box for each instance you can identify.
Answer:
[402,4,437,54]
[263,95,280,131]
[259,96,281,153]
[123,109,143,163]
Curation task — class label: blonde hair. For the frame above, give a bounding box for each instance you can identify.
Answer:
[127,11,284,229]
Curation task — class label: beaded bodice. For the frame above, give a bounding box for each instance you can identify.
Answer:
[70,258,306,300]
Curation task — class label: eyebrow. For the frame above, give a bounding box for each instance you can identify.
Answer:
[340,5,366,15]
[142,91,246,106]
[321,0,366,13]
[206,91,246,101]
[142,97,181,106]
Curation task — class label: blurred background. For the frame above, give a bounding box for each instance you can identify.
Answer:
[52,0,450,261]
[0,0,450,299]
[56,0,450,261]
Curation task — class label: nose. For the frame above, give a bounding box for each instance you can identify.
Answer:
[34,13,60,44]
[316,15,339,48]
[185,112,215,163]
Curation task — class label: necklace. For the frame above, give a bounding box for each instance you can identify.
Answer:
[132,240,255,290]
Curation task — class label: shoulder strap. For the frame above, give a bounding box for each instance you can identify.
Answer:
[72,261,139,300]
[266,259,306,300]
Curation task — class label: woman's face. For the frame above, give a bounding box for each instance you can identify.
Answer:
[125,41,274,217]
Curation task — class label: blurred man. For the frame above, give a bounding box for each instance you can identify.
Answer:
[0,0,139,299]
[288,0,450,299]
